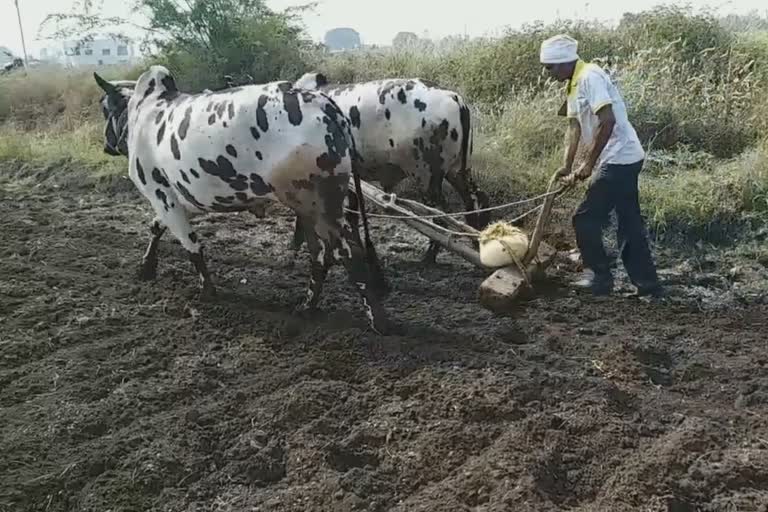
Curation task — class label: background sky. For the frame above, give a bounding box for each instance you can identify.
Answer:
[2,0,767,57]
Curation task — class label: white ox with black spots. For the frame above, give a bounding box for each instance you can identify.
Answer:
[289,71,491,264]
[94,65,392,334]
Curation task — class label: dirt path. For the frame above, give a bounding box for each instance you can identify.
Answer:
[1,179,767,512]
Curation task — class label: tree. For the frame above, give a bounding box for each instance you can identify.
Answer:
[39,0,319,90]
[324,27,361,51]
[392,31,418,49]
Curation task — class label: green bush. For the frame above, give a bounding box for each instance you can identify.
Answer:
[639,140,768,240]
[617,5,735,64]
[38,0,317,93]
[615,43,765,157]
[2,4,767,244]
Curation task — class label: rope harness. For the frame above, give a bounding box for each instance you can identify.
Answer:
[344,170,578,285]
[344,178,574,240]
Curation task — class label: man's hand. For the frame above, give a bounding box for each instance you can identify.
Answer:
[563,162,593,185]
[555,166,571,179]
[574,162,593,181]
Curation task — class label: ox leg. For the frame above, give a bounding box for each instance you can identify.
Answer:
[295,223,329,313]
[445,169,490,251]
[445,169,489,230]
[422,241,442,265]
[139,217,166,280]
[283,216,305,270]
[332,224,391,335]
[344,190,390,296]
[421,175,449,265]
[188,247,215,299]
[290,216,305,252]
[143,188,216,298]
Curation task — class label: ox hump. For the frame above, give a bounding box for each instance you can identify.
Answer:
[134,65,180,109]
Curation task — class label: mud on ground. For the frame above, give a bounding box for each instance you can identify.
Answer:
[1,170,767,512]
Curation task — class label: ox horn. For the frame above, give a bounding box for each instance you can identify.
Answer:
[110,80,137,88]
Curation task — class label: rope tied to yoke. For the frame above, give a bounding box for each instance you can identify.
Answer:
[344,169,574,284]
[343,186,567,223]
[344,173,573,242]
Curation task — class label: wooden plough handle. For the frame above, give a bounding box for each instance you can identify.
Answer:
[523,171,571,267]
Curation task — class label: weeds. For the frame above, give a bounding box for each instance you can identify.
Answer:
[1,6,767,244]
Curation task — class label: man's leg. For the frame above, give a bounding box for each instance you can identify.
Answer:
[614,160,662,296]
[572,164,616,295]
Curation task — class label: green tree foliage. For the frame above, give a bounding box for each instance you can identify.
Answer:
[40,0,318,91]
[324,27,362,51]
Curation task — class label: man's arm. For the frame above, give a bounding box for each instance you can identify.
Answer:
[584,104,615,170]
[556,117,581,177]
[564,117,581,171]
[568,71,617,182]
[569,104,616,183]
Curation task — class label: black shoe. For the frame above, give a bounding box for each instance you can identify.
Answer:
[635,283,664,298]
[571,270,614,296]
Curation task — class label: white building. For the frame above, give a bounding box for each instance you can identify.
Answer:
[39,37,137,67]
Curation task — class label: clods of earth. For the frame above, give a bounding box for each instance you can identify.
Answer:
[1,171,767,511]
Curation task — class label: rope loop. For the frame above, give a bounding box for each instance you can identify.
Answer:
[344,180,573,240]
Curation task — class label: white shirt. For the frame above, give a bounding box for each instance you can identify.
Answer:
[567,60,645,167]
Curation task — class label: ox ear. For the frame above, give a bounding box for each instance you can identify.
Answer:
[94,72,118,96]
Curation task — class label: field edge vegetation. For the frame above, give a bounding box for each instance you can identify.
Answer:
[2,3,768,248]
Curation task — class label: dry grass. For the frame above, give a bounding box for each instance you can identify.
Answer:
[0,64,142,130]
[1,11,767,244]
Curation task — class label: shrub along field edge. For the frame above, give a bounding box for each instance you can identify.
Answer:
[2,6,767,247]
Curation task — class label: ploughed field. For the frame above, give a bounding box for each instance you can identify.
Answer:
[1,171,767,512]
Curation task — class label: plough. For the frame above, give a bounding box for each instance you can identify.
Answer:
[352,171,571,312]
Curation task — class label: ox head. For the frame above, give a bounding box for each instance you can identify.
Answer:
[293,71,328,90]
[94,72,135,157]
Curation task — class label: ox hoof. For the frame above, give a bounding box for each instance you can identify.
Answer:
[284,256,297,269]
[292,301,320,319]
[370,316,395,336]
[199,283,217,301]
[137,261,158,281]
[372,277,391,297]
[419,253,438,267]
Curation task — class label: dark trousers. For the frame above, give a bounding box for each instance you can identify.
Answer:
[572,159,659,289]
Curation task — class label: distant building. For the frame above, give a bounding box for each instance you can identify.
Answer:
[39,36,137,67]
[324,27,362,52]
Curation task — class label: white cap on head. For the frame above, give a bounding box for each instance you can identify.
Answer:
[540,34,579,64]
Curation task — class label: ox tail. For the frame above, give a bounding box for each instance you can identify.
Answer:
[321,93,388,293]
[458,99,472,173]
[457,95,489,230]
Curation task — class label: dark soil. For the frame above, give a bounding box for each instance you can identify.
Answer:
[1,171,767,512]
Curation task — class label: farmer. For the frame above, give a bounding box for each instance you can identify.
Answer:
[540,34,662,297]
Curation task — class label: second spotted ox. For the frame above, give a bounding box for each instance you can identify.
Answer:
[94,65,391,334]
[291,72,491,263]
